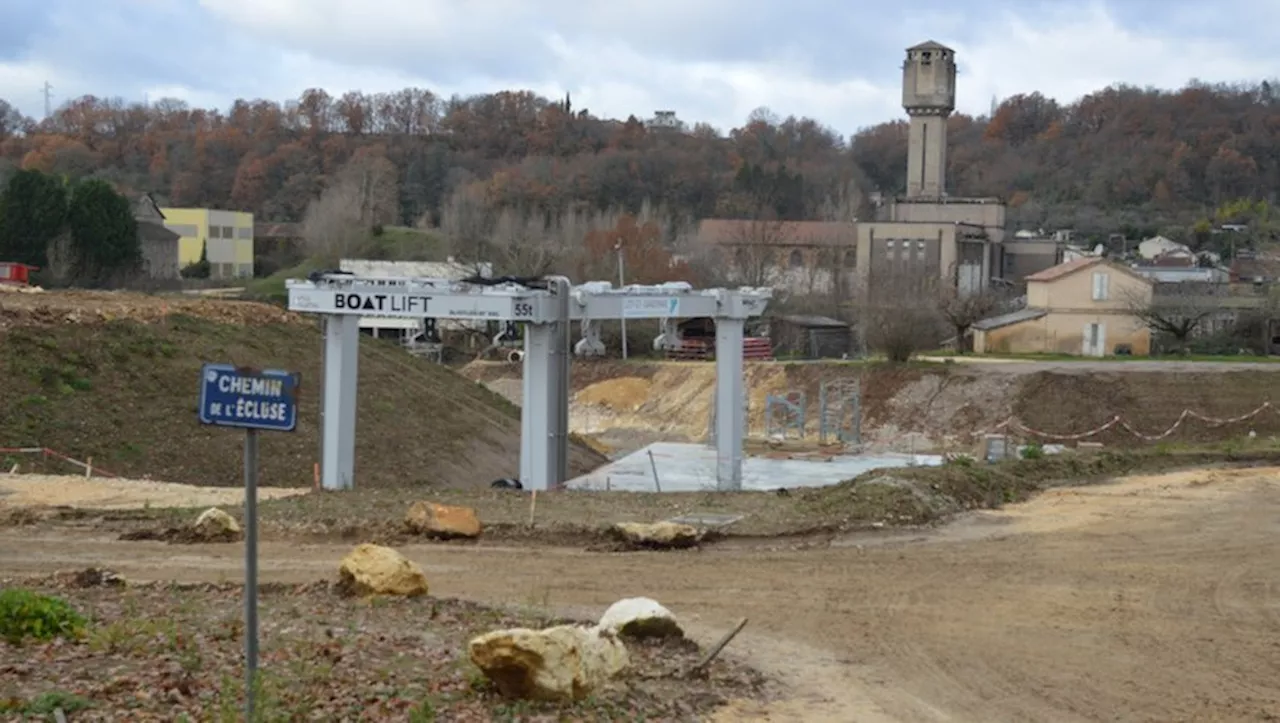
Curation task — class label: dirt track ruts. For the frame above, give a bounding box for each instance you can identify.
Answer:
[2,467,1278,721]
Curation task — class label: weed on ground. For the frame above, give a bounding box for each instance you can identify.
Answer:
[0,576,768,722]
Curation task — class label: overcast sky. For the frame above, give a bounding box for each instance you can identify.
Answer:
[1,0,1277,138]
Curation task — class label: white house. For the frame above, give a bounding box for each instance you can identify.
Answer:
[1137,236,1192,260]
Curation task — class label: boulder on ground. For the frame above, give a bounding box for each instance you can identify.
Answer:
[336,543,429,597]
[609,521,700,549]
[190,507,242,542]
[597,597,683,639]
[469,624,629,701]
[405,501,482,539]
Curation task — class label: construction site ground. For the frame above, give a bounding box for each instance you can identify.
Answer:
[2,462,1278,721]
[462,358,1280,457]
[5,289,1280,720]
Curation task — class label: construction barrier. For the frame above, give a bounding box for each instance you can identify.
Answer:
[974,402,1277,442]
[664,337,774,362]
[0,446,121,478]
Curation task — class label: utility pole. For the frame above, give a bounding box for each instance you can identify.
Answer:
[615,240,628,359]
[41,81,53,119]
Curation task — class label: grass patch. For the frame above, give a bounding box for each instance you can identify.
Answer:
[0,313,602,489]
[243,226,447,303]
[0,588,87,644]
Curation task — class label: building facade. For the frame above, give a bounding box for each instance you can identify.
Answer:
[973,257,1153,356]
[133,195,181,279]
[855,41,1007,298]
[692,40,1008,301]
[901,40,956,198]
[159,207,255,279]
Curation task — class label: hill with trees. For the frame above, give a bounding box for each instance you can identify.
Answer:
[0,79,1276,256]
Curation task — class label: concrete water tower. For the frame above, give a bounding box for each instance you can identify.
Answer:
[901,40,957,198]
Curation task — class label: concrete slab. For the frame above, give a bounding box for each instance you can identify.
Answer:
[666,513,745,529]
[567,442,943,493]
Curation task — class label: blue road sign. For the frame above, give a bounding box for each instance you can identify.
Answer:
[199,363,300,432]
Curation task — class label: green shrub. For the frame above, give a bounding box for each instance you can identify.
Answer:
[0,588,88,645]
[1020,443,1045,460]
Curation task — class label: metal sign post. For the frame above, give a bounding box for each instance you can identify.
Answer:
[198,363,300,720]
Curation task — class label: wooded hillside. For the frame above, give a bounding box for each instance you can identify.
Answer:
[0,79,1276,239]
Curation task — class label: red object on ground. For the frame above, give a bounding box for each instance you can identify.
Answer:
[663,337,774,361]
[0,262,37,285]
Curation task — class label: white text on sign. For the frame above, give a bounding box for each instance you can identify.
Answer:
[207,398,291,421]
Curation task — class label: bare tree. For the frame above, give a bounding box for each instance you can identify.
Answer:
[855,265,944,362]
[300,151,400,259]
[437,188,691,281]
[489,206,568,276]
[300,182,365,260]
[1124,282,1222,352]
[936,267,1007,352]
[719,219,794,288]
[437,182,495,264]
[335,151,400,227]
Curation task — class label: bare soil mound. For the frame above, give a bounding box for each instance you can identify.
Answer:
[0,292,606,489]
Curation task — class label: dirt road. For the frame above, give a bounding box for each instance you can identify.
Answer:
[0,475,309,509]
[3,467,1278,721]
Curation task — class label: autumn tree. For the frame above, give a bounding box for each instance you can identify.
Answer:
[3,78,1280,245]
[0,169,69,267]
[66,178,141,286]
[580,212,693,286]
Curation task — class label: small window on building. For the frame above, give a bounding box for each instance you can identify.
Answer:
[237,263,254,278]
[222,226,234,238]
[236,227,253,239]
[843,250,856,268]
[788,249,804,268]
[209,226,221,238]
[1092,271,1110,301]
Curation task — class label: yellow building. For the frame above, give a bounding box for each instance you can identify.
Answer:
[159,207,255,279]
[972,257,1154,356]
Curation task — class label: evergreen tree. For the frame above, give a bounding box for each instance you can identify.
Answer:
[0,169,68,267]
[181,243,211,279]
[66,179,140,286]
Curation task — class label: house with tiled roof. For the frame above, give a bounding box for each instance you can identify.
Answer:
[972,257,1153,356]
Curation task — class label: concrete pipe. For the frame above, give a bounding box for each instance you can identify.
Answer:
[507,349,525,363]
